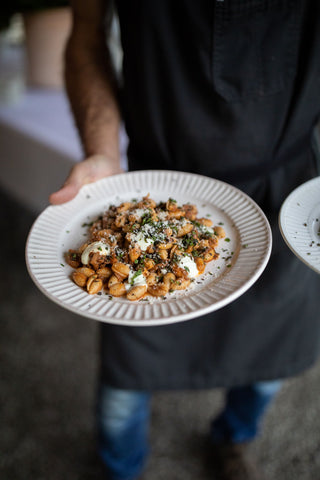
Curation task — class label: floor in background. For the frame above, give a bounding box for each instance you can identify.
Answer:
[1,187,320,480]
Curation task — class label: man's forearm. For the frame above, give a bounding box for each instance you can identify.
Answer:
[65,7,121,167]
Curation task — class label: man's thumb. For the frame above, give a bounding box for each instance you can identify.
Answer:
[49,183,80,205]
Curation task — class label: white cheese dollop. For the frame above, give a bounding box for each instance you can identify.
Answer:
[81,241,111,265]
[178,255,199,278]
[126,270,147,290]
[131,225,155,251]
[198,224,214,236]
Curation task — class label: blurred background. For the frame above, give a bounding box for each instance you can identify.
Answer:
[1,3,320,480]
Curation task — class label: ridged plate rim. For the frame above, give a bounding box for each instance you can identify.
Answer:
[279,176,320,274]
[26,170,272,326]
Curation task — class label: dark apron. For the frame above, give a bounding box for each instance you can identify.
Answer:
[99,0,320,390]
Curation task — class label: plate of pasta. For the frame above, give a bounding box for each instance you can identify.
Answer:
[26,170,272,326]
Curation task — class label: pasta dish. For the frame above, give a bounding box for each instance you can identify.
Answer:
[66,195,226,301]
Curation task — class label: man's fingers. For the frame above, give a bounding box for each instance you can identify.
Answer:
[49,183,80,205]
[49,163,89,205]
[49,155,123,205]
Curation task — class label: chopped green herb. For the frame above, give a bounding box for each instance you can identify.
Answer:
[182,234,198,248]
[131,269,142,285]
[141,213,153,226]
[224,238,231,242]
[82,221,94,227]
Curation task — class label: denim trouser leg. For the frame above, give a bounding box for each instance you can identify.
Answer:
[97,384,151,480]
[210,380,282,444]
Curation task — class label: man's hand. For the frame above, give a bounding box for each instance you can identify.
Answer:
[49,154,124,205]
[50,1,123,206]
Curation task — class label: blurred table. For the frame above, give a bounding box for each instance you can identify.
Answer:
[0,87,128,213]
[0,88,82,212]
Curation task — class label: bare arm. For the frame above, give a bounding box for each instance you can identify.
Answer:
[50,0,123,204]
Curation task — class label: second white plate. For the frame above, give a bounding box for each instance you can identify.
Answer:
[279,176,320,274]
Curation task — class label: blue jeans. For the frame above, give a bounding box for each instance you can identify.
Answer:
[210,380,282,444]
[96,380,282,480]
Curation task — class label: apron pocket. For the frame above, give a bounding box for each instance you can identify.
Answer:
[212,0,302,102]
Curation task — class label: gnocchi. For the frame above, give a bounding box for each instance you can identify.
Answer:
[66,195,226,301]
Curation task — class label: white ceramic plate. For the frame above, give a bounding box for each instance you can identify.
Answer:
[26,170,272,326]
[279,176,320,274]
